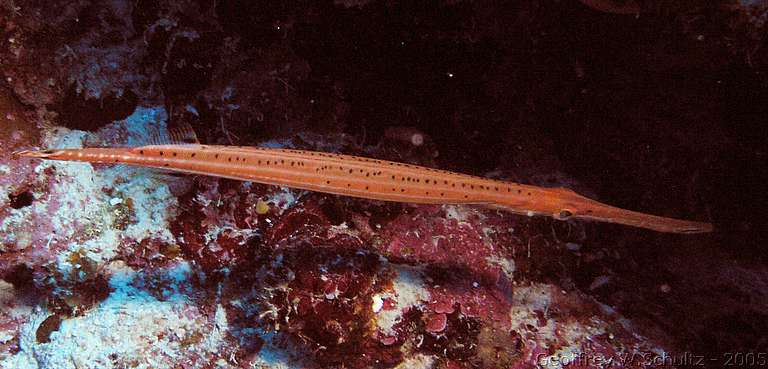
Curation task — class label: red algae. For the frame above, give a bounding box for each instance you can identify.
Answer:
[377,206,505,278]
[266,247,402,368]
[264,199,333,247]
[424,313,447,333]
[172,177,270,272]
[0,88,40,257]
[170,178,669,368]
[425,273,511,329]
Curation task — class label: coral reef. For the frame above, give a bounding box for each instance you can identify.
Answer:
[0,107,674,367]
[2,0,767,368]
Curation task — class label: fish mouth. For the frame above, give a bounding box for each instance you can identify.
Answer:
[11,149,62,159]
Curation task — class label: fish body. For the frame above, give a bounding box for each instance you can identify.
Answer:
[13,145,713,234]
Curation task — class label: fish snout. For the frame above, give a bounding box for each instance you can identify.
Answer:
[11,149,64,159]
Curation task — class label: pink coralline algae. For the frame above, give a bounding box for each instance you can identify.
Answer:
[167,171,672,368]
[377,206,516,325]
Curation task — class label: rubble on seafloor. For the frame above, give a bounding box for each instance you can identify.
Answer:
[1,102,675,369]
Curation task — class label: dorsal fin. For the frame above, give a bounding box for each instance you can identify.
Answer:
[146,123,201,146]
[145,125,169,146]
[169,122,201,144]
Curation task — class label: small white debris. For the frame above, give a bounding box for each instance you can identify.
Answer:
[410,133,424,146]
[325,289,339,300]
[472,281,479,288]
[372,294,384,313]
[109,197,123,206]
[660,284,672,293]
[526,211,535,217]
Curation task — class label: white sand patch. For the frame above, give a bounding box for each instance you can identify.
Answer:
[373,265,429,335]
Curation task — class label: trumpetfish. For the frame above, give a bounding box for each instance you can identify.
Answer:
[12,141,712,234]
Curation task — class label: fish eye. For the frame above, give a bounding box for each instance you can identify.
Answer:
[559,210,573,218]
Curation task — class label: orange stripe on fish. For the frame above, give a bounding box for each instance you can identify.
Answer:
[12,145,713,234]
